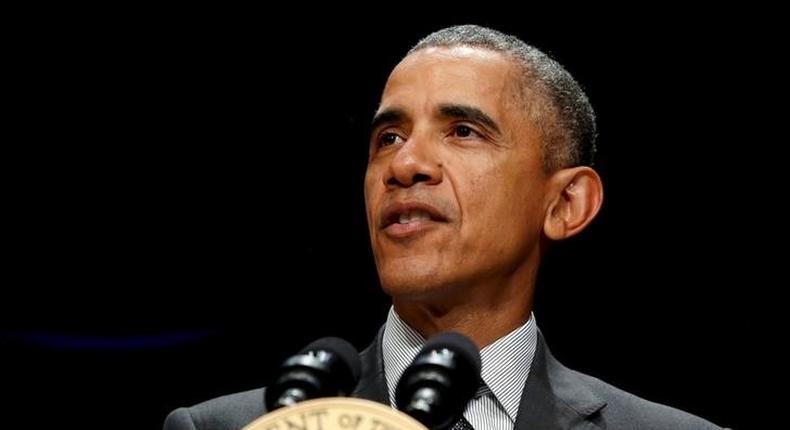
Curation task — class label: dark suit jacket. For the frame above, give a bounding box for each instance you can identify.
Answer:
[164,330,724,430]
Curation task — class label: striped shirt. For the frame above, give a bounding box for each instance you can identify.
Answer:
[382,307,538,430]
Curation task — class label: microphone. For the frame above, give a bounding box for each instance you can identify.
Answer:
[264,337,362,411]
[395,332,482,430]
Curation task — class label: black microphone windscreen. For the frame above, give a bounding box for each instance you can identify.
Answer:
[265,336,361,411]
[300,336,362,383]
[420,332,481,374]
[395,331,482,429]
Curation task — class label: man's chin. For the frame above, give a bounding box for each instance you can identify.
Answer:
[379,272,458,303]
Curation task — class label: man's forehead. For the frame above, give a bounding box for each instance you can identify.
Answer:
[387,47,513,86]
[377,47,519,121]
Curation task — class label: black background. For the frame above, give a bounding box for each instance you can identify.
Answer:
[3,8,771,429]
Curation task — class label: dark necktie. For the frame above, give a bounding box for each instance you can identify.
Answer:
[451,383,491,430]
[452,416,475,430]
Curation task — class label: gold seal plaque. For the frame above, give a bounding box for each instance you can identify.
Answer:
[242,397,427,430]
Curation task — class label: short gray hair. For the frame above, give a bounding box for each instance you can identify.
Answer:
[409,25,596,170]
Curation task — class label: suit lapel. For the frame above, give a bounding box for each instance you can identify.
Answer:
[351,327,389,405]
[514,331,607,430]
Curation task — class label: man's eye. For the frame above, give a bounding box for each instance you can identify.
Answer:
[453,125,477,138]
[379,132,403,147]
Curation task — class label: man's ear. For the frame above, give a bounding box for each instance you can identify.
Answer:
[543,166,604,240]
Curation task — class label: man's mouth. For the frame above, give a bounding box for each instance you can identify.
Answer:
[380,202,449,239]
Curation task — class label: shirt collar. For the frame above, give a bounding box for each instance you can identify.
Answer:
[381,306,538,422]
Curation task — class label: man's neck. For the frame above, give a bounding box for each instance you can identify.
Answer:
[392,282,534,349]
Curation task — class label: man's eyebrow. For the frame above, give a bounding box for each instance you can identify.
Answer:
[438,104,501,135]
[371,108,407,131]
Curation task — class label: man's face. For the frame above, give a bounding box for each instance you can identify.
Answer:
[364,46,551,301]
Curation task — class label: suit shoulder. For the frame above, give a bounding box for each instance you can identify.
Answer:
[164,388,266,430]
[571,371,724,430]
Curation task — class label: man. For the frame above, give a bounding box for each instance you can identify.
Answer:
[164,25,724,430]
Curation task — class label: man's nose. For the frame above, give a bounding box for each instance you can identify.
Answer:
[384,137,443,188]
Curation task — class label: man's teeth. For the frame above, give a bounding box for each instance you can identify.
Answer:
[398,210,431,224]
